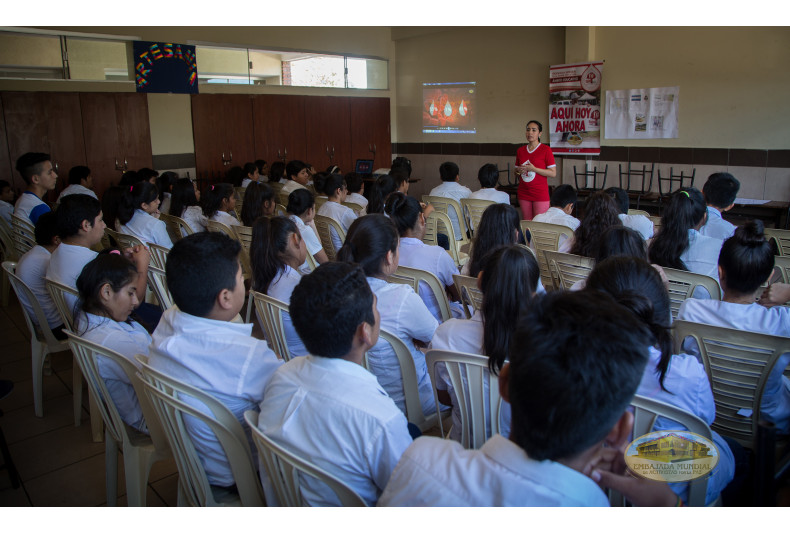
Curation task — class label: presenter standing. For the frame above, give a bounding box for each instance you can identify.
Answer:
[515,120,556,220]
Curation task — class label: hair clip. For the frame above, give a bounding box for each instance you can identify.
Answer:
[680,190,690,198]
[130,186,133,192]
[110,249,121,255]
[211,185,214,190]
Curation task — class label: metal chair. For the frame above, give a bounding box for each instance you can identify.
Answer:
[313,214,346,261]
[460,198,495,236]
[452,273,483,319]
[243,410,367,507]
[250,291,292,362]
[663,267,722,319]
[159,213,195,243]
[573,163,608,191]
[387,265,452,323]
[520,220,574,291]
[619,162,658,210]
[543,250,595,290]
[658,167,696,198]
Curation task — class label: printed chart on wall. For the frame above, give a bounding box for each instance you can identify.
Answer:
[605,86,679,139]
[549,62,603,155]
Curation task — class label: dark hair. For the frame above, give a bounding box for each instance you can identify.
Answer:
[287,189,315,217]
[201,183,234,219]
[585,257,673,389]
[648,187,706,271]
[243,162,258,179]
[508,290,650,461]
[169,178,199,217]
[15,153,50,184]
[240,182,275,226]
[68,165,91,186]
[313,172,345,198]
[137,168,159,183]
[118,181,159,226]
[57,194,102,239]
[255,159,267,174]
[156,172,178,203]
[550,184,577,209]
[570,191,622,258]
[385,192,422,236]
[101,186,124,231]
[595,226,647,263]
[166,232,241,317]
[468,203,521,277]
[390,170,409,191]
[604,187,629,215]
[344,172,364,194]
[34,211,59,246]
[703,172,740,209]
[285,160,308,180]
[269,161,285,182]
[439,161,459,182]
[479,245,539,374]
[225,166,244,187]
[366,174,398,215]
[0,179,10,191]
[477,164,499,189]
[119,170,139,187]
[250,216,300,293]
[526,120,543,132]
[76,251,138,326]
[290,262,375,358]
[391,157,412,178]
[336,214,399,277]
[719,220,774,295]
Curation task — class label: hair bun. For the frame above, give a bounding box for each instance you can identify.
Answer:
[734,219,765,246]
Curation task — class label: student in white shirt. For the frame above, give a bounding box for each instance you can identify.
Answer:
[366,172,406,215]
[250,216,309,359]
[431,245,540,444]
[565,191,623,257]
[57,165,98,203]
[469,163,510,205]
[149,232,281,488]
[385,192,463,321]
[379,290,679,507]
[700,172,740,241]
[286,189,329,273]
[463,203,522,277]
[14,152,57,225]
[315,172,357,252]
[532,184,580,233]
[0,180,14,224]
[678,220,790,435]
[75,252,151,433]
[240,162,259,188]
[344,172,368,214]
[281,160,310,197]
[258,262,413,506]
[118,181,173,248]
[268,161,286,184]
[337,214,439,418]
[255,159,268,180]
[168,178,206,233]
[586,256,736,505]
[428,161,471,241]
[605,186,654,240]
[155,171,178,216]
[201,182,240,228]
[239,182,276,227]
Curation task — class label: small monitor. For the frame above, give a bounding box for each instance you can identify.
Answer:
[355,159,374,175]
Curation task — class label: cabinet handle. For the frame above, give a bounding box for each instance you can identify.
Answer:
[124,159,128,170]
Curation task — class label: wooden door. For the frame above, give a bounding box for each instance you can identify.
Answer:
[0,97,16,190]
[191,94,224,182]
[221,94,255,173]
[350,97,391,171]
[192,94,254,184]
[115,93,152,176]
[81,93,123,199]
[252,94,307,165]
[304,96,351,173]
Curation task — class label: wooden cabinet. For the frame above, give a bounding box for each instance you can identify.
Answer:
[304,96,352,173]
[0,97,13,190]
[252,94,307,165]
[350,97,391,171]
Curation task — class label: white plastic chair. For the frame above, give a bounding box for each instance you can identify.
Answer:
[147,265,174,310]
[452,273,483,319]
[422,195,470,248]
[135,354,265,506]
[543,250,595,290]
[243,410,367,507]
[250,291,292,362]
[147,243,170,271]
[231,224,254,283]
[765,227,790,256]
[520,220,574,291]
[387,265,452,323]
[105,227,144,250]
[0,217,18,307]
[627,208,651,217]
[663,267,722,319]
[423,210,468,268]
[159,213,194,243]
[460,198,495,235]
[207,220,250,280]
[64,332,171,506]
[313,214,346,261]
[11,214,35,256]
[342,201,364,216]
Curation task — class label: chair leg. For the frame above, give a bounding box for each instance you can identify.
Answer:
[32,342,45,418]
[89,391,104,442]
[124,448,156,507]
[72,356,83,426]
[1,270,9,307]
[245,294,253,324]
[104,430,118,506]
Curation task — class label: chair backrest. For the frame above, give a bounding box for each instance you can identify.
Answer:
[543,250,595,290]
[135,354,265,506]
[45,277,80,331]
[11,213,35,256]
[387,265,452,323]
[425,350,501,450]
[275,204,288,217]
[205,219,237,240]
[459,198,495,236]
[452,273,483,319]
[105,227,144,250]
[0,217,18,262]
[303,251,318,272]
[3,262,65,350]
[313,214,345,261]
[773,255,790,284]
[662,267,722,319]
[520,220,574,290]
[648,215,662,237]
[341,201,364,215]
[423,210,466,268]
[573,164,608,191]
[147,243,170,270]
[627,208,650,217]
[313,196,329,211]
[231,225,254,281]
[672,320,790,451]
[618,162,655,194]
[765,228,790,256]
[268,181,285,197]
[658,167,696,197]
[207,220,249,279]
[422,195,470,248]
[159,213,194,243]
[243,410,367,507]
[147,265,174,310]
[250,291,291,362]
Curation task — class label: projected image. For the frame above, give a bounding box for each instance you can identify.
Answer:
[422,82,476,134]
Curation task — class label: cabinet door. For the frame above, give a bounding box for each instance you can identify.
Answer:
[0,97,17,190]
[304,96,351,173]
[191,94,225,181]
[115,93,152,175]
[350,97,391,171]
[81,93,123,200]
[221,94,255,172]
[252,94,307,165]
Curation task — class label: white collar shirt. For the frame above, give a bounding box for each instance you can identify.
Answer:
[281,180,307,196]
[121,209,173,248]
[317,201,357,252]
[618,213,654,240]
[288,215,323,274]
[428,182,472,240]
[469,188,510,205]
[266,265,309,358]
[14,191,49,225]
[0,199,13,224]
[532,207,580,232]
[210,209,240,227]
[16,245,61,328]
[57,184,98,203]
[397,237,460,321]
[700,206,737,241]
[346,192,368,212]
[680,229,723,282]
[46,242,98,312]
[180,205,207,233]
[258,355,412,506]
[377,434,610,506]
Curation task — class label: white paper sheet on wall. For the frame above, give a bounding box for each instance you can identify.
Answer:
[605,86,679,140]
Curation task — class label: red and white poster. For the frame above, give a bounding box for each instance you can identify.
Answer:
[549,62,603,155]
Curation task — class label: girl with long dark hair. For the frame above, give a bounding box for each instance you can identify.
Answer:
[118,181,173,247]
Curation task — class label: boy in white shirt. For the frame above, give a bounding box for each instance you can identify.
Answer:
[0,180,14,224]
[57,165,97,203]
[149,232,281,488]
[281,160,310,197]
[428,161,471,241]
[533,184,580,231]
[469,163,510,205]
[14,152,58,225]
[258,262,413,506]
[700,172,739,241]
[344,172,368,214]
[606,187,654,240]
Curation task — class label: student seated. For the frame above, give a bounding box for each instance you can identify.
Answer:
[201,183,240,227]
[315,172,357,252]
[366,173,402,215]
[257,262,413,506]
[169,178,207,233]
[532,184,580,233]
[250,216,309,358]
[562,191,622,256]
[57,165,97,203]
[700,172,740,241]
[385,192,463,321]
[14,152,57,225]
[255,159,268,179]
[241,162,260,188]
[605,186,654,240]
[469,163,510,205]
[281,160,310,196]
[428,161,472,241]
[269,161,286,184]
[76,252,151,433]
[118,181,173,248]
[678,220,790,434]
[344,172,368,214]
[378,290,678,506]
[431,244,539,443]
[239,181,276,226]
[286,189,329,273]
[337,215,439,418]
[148,232,281,488]
[155,171,178,215]
[0,179,14,224]
[586,256,735,505]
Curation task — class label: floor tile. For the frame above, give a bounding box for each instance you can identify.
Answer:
[1,394,76,445]
[148,456,178,483]
[23,453,119,506]
[111,486,165,507]
[9,422,105,481]
[0,339,31,364]
[151,472,179,506]
[0,373,71,413]
[0,485,31,506]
